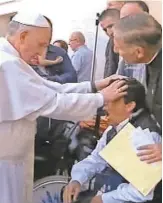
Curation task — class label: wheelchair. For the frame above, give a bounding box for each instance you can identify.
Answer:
[33,117,162,203]
[33,117,98,203]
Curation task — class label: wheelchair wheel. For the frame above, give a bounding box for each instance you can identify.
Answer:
[33,175,69,203]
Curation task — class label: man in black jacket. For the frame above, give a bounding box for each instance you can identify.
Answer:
[99,9,120,78]
[113,13,162,163]
[46,44,77,83]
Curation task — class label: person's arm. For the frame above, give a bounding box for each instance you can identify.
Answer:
[39,55,63,66]
[47,53,77,83]
[71,132,108,185]
[43,73,127,94]
[101,183,154,203]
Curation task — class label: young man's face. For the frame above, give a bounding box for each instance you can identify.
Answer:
[100,16,119,38]
[103,97,135,126]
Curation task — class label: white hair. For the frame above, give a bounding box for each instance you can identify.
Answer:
[6,21,34,37]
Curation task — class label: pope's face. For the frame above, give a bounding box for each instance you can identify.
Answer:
[18,27,51,64]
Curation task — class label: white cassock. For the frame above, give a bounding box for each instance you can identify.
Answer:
[0,37,103,203]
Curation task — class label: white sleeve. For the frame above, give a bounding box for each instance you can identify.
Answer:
[71,132,108,185]
[26,92,104,121]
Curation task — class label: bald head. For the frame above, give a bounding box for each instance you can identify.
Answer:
[71,32,85,43]
[107,0,125,10]
[69,31,86,51]
[120,1,149,18]
[6,12,52,64]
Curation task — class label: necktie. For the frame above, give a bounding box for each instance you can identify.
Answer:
[106,126,117,143]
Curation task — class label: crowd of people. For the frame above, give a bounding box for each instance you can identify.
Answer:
[0,1,162,203]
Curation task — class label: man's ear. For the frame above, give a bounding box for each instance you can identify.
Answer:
[20,31,28,44]
[135,47,145,60]
[126,101,136,113]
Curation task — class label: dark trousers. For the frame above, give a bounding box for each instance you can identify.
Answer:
[75,191,95,203]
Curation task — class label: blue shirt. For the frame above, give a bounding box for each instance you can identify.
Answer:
[71,45,93,82]
[71,119,161,203]
[117,59,147,91]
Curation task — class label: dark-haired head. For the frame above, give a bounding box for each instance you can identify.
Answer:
[99,8,120,37]
[53,40,68,52]
[104,78,146,125]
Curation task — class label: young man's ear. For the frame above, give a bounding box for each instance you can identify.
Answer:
[126,101,136,113]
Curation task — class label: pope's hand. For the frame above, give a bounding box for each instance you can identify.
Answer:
[100,79,128,104]
[63,181,81,203]
[95,74,127,91]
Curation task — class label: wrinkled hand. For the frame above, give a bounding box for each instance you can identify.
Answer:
[95,74,127,91]
[91,195,103,203]
[63,181,81,203]
[100,80,128,104]
[137,144,162,164]
[55,56,63,64]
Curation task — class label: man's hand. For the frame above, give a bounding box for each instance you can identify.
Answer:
[63,181,81,203]
[95,74,127,91]
[137,144,162,164]
[91,195,103,203]
[100,80,128,103]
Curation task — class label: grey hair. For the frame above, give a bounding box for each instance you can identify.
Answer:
[114,13,162,49]
[6,21,34,37]
[72,31,85,43]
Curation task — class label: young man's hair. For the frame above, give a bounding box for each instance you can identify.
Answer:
[114,13,162,49]
[121,78,146,112]
[124,1,149,13]
[99,8,120,21]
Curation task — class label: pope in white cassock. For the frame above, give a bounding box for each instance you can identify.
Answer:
[0,11,127,203]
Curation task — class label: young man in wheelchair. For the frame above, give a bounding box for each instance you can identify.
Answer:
[63,78,162,203]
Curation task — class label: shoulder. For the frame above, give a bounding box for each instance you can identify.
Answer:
[0,51,19,72]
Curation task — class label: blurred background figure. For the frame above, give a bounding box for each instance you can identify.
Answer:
[53,40,69,53]
[120,0,149,18]
[106,0,124,10]
[69,31,93,82]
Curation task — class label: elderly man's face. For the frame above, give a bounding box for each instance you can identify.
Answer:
[120,3,145,18]
[113,34,144,64]
[19,27,51,64]
[100,16,119,38]
[69,34,79,51]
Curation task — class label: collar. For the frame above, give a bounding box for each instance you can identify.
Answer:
[115,118,129,132]
[74,45,86,52]
[146,49,160,65]
[108,109,145,133]
[0,37,20,58]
